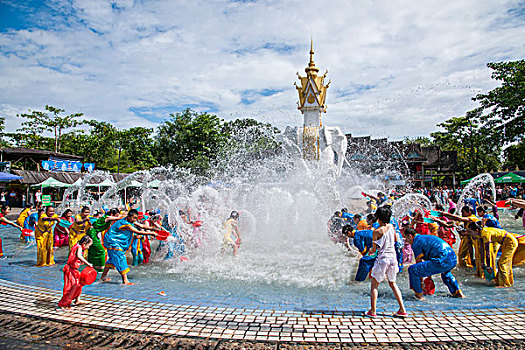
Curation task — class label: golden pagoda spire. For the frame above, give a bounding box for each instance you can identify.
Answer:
[305,37,319,76]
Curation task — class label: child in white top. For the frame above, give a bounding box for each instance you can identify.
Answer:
[366,206,407,318]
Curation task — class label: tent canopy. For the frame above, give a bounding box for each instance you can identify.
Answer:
[460,177,474,185]
[87,178,115,187]
[0,172,23,182]
[494,172,525,184]
[31,177,70,188]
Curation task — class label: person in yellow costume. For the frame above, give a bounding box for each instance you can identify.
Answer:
[510,232,525,267]
[465,222,518,287]
[222,211,241,256]
[16,204,32,239]
[69,206,91,252]
[35,206,60,267]
[441,206,489,278]
[16,205,31,227]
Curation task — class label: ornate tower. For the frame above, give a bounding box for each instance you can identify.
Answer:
[294,39,330,160]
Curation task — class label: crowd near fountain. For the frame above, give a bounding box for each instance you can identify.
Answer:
[0,44,524,315]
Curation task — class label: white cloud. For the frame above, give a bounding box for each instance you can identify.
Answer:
[0,0,523,140]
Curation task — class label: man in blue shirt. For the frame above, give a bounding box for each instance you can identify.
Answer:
[100,209,158,285]
[404,228,465,300]
[343,226,376,282]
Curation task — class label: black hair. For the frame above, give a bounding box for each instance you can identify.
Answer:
[179,210,186,216]
[353,214,362,221]
[341,208,348,213]
[467,221,482,232]
[81,206,90,213]
[461,206,472,214]
[375,206,392,223]
[37,208,44,214]
[342,224,354,236]
[128,209,139,216]
[435,204,444,211]
[78,235,93,246]
[366,213,377,223]
[1,205,9,213]
[45,205,54,213]
[476,205,488,213]
[404,227,417,236]
[230,211,239,220]
[61,209,72,217]
[109,208,119,216]
[334,211,341,217]
[25,204,32,209]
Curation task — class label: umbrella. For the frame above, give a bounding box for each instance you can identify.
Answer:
[493,172,525,184]
[31,177,71,188]
[0,172,23,182]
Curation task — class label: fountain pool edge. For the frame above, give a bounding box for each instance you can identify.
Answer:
[0,279,524,344]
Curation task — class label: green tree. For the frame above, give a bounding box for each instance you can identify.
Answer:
[44,105,83,152]
[402,136,435,146]
[11,105,83,152]
[112,127,157,173]
[154,109,227,175]
[503,141,525,170]
[474,60,525,145]
[0,117,9,147]
[431,109,501,178]
[61,120,118,169]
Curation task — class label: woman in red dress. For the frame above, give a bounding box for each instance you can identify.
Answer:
[58,235,93,308]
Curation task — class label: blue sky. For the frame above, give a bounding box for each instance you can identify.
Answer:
[1,0,524,139]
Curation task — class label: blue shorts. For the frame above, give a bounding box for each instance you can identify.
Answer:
[105,247,130,275]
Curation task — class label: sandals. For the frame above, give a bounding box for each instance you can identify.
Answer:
[364,310,376,318]
[393,310,408,318]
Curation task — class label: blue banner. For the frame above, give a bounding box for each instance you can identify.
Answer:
[44,158,83,173]
[84,163,95,172]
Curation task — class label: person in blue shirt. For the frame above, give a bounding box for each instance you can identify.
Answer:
[476,206,502,229]
[100,209,158,285]
[345,226,376,282]
[22,209,43,243]
[157,214,186,260]
[366,214,380,229]
[390,216,404,270]
[341,208,354,224]
[464,197,478,214]
[404,228,465,300]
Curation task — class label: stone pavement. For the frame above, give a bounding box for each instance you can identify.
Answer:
[0,279,524,346]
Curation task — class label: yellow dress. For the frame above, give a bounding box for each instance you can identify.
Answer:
[457,215,479,270]
[17,208,31,239]
[480,227,518,287]
[222,218,237,248]
[35,213,58,267]
[69,215,91,251]
[510,232,525,267]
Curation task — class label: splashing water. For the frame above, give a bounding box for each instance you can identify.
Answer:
[391,193,432,219]
[457,173,496,214]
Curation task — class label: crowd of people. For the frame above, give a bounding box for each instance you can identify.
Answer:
[0,181,523,315]
[328,190,525,317]
[0,200,242,309]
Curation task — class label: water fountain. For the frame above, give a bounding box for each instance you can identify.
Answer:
[0,45,524,316]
